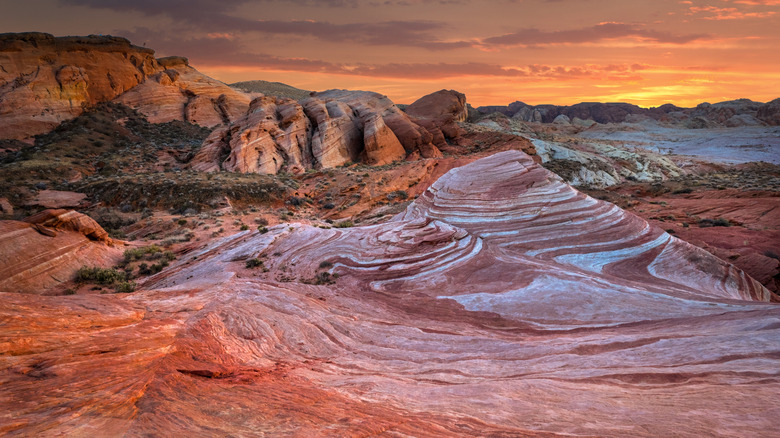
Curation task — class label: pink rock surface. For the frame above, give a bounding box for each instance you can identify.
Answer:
[1,152,778,436]
[0,209,120,294]
[24,190,87,209]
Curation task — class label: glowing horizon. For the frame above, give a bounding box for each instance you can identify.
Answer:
[2,0,778,107]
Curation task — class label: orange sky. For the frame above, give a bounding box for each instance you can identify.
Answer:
[2,0,779,107]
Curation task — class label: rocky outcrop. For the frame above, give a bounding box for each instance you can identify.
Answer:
[192,90,443,174]
[0,209,119,293]
[757,98,780,125]
[0,33,158,139]
[2,151,777,436]
[405,89,468,146]
[114,56,251,127]
[0,33,252,140]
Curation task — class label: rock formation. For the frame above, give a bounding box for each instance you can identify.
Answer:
[0,33,251,140]
[0,33,157,139]
[1,151,777,436]
[114,56,251,127]
[0,209,120,294]
[477,98,780,127]
[192,89,444,174]
[405,89,468,146]
[757,98,780,125]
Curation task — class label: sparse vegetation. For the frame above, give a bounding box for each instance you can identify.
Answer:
[246,258,263,268]
[334,220,354,228]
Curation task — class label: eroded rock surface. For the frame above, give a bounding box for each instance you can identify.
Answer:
[0,209,120,294]
[0,33,158,139]
[0,33,251,140]
[2,152,777,436]
[192,89,443,174]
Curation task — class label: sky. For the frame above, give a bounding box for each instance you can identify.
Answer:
[1,0,779,107]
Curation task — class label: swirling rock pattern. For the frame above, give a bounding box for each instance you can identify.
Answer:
[2,151,778,436]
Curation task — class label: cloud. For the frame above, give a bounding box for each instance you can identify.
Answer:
[482,22,710,47]
[60,0,473,51]
[686,5,776,20]
[730,0,780,5]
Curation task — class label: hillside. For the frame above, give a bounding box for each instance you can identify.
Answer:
[230,80,312,100]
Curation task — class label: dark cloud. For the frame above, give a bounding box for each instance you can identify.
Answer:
[123,29,648,81]
[60,0,472,51]
[482,22,710,46]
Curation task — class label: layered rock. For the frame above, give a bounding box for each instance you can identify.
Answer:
[0,33,252,140]
[192,90,443,174]
[2,151,777,436]
[114,56,251,127]
[0,209,119,293]
[0,33,158,139]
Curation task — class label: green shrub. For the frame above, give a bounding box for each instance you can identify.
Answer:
[258,226,269,234]
[334,220,354,228]
[240,224,250,231]
[114,281,136,293]
[75,266,127,285]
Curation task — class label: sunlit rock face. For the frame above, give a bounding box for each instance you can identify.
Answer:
[192,89,443,174]
[2,151,778,436]
[0,33,159,140]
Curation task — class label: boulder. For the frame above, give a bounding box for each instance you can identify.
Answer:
[405,89,467,147]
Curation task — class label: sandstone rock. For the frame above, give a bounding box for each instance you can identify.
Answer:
[193,90,440,174]
[757,98,780,125]
[0,33,159,139]
[405,89,468,146]
[0,198,12,216]
[314,89,441,159]
[2,151,777,436]
[194,96,312,174]
[24,190,87,208]
[303,98,363,167]
[553,114,571,124]
[113,63,251,127]
[0,209,119,293]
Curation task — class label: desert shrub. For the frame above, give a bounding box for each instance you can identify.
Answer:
[123,245,162,263]
[240,224,250,231]
[322,203,335,209]
[334,220,354,228]
[254,217,269,226]
[75,266,127,285]
[387,190,408,201]
[319,261,333,269]
[246,258,263,268]
[114,281,136,293]
[699,218,730,228]
[258,226,269,234]
[177,218,188,226]
[672,187,693,194]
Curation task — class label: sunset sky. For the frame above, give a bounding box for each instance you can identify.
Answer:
[2,0,779,107]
